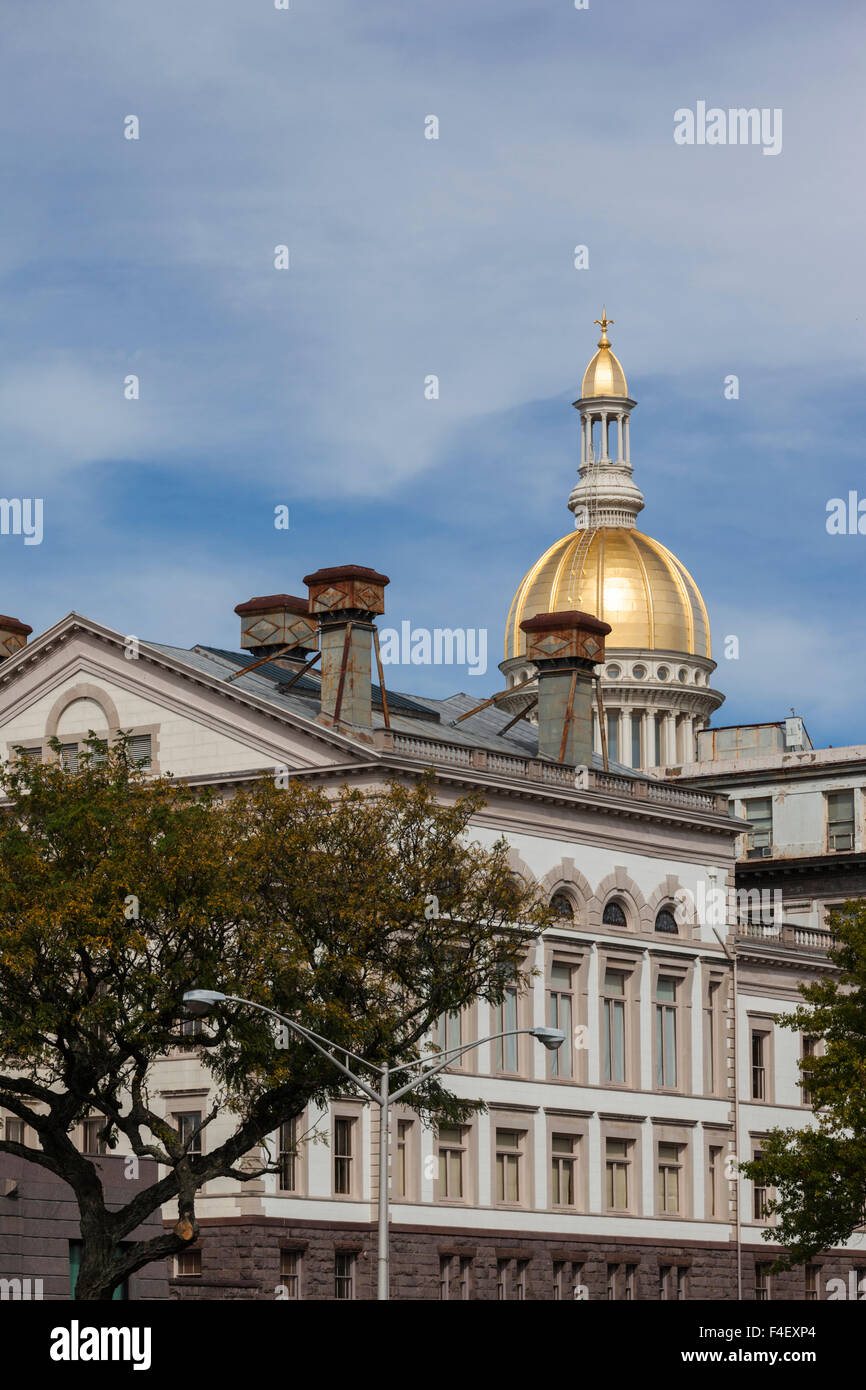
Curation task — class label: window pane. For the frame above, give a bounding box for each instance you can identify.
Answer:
[550,992,572,1078]
[612,1000,625,1082]
[665,1007,676,1086]
[657,976,676,1002]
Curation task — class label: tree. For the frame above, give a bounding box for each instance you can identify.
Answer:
[740,900,866,1268]
[0,737,552,1298]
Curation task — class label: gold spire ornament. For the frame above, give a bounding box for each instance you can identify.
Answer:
[593,308,614,347]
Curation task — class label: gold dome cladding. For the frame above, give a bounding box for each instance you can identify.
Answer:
[504,528,711,661]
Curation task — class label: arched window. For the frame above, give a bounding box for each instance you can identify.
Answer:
[655,908,678,935]
[602,901,627,928]
[550,893,574,923]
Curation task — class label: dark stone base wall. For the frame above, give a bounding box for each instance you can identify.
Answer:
[0,1154,168,1300]
[168,1217,863,1301]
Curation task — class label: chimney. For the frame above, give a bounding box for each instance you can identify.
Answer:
[0,615,32,661]
[520,610,611,766]
[233,594,318,672]
[303,565,389,732]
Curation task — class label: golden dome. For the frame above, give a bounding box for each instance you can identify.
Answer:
[580,309,628,399]
[504,528,711,661]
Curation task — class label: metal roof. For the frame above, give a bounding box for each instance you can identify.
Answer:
[145,641,641,777]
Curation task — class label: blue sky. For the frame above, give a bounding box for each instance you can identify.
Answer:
[1,0,865,747]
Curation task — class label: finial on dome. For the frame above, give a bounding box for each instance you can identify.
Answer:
[580,308,628,399]
[593,308,613,348]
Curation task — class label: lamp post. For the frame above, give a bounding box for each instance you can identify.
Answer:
[183,989,564,1300]
[711,867,742,1304]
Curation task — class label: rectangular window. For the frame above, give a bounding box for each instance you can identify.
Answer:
[804,1265,819,1302]
[279,1250,301,1299]
[548,963,573,1078]
[707,1145,723,1219]
[175,1111,202,1155]
[553,1261,584,1300]
[278,1117,297,1191]
[603,970,626,1083]
[827,790,855,850]
[495,989,519,1072]
[60,743,78,773]
[607,1263,636,1301]
[175,1248,201,1278]
[632,718,641,769]
[605,1138,630,1211]
[396,1119,412,1199]
[70,1241,128,1300]
[498,1258,529,1301]
[658,1265,686,1300]
[437,1125,466,1201]
[82,1117,106,1154]
[4,1118,24,1145]
[334,1251,356,1300]
[127,733,152,769]
[437,1009,462,1060]
[551,1133,576,1207]
[751,1031,768,1100]
[801,1036,817,1106]
[744,796,772,850]
[333,1116,354,1195]
[440,1255,471,1300]
[657,1142,681,1214]
[753,1150,769,1221]
[704,983,719,1092]
[655,976,678,1088]
[495,1129,524,1205]
[755,1263,772,1301]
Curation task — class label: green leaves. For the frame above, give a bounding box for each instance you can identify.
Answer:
[741,899,866,1267]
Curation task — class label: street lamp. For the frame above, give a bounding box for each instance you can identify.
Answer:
[183,989,564,1300]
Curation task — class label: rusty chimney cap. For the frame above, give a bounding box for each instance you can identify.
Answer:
[302,564,390,588]
[520,610,611,636]
[234,593,309,617]
[0,615,33,636]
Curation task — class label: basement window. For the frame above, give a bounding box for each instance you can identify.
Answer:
[175,1248,202,1278]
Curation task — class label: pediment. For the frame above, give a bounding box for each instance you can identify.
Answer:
[0,614,374,781]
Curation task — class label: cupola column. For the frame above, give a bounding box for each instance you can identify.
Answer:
[620,708,633,768]
[664,712,677,765]
[641,710,652,769]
